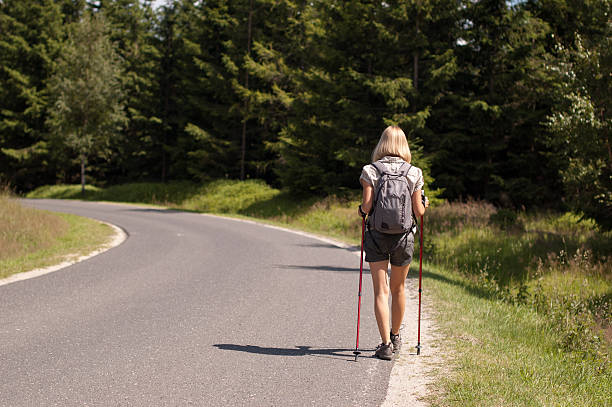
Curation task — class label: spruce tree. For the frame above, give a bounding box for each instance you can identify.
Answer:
[0,0,64,191]
[153,0,238,182]
[427,0,560,207]
[270,1,440,194]
[100,0,161,182]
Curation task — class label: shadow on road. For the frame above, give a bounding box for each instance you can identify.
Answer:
[213,344,374,361]
[120,208,186,214]
[294,242,360,252]
[273,264,363,273]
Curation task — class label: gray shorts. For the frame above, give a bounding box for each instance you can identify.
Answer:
[364,228,415,266]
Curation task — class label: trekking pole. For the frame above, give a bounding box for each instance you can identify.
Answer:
[353,213,366,361]
[416,190,425,355]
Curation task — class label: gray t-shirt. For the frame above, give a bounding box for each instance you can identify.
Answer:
[360,156,424,195]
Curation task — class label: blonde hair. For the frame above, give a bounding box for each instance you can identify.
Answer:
[371,126,411,163]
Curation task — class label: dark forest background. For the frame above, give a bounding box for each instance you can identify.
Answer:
[1,0,610,228]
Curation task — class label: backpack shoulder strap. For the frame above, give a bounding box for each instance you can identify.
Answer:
[398,162,412,177]
[370,161,387,209]
[371,161,386,176]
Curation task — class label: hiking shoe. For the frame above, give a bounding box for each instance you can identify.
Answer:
[374,342,393,360]
[390,331,401,352]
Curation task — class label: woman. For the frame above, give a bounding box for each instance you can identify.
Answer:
[358,125,429,360]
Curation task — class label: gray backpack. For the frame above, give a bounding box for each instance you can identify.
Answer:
[369,161,415,234]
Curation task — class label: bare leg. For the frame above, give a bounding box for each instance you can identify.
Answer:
[370,260,391,344]
[389,263,410,335]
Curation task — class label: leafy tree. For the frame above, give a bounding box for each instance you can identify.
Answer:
[546,20,611,229]
[46,12,126,194]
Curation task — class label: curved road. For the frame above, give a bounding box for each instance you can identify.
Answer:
[1,200,391,406]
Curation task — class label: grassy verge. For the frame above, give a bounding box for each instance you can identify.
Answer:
[1,191,115,280]
[27,181,611,404]
[424,201,611,406]
[426,264,610,406]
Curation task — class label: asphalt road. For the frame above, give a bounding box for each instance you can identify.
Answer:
[1,200,391,406]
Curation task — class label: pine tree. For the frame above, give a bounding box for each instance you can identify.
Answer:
[269,1,441,194]
[427,0,560,207]
[232,0,314,182]
[152,0,237,182]
[0,0,65,191]
[100,0,161,182]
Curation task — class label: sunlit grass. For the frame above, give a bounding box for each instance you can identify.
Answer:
[426,265,611,407]
[181,179,280,213]
[0,191,114,279]
[0,192,68,261]
[424,201,611,405]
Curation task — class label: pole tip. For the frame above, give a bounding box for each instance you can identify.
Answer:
[416,344,421,355]
[353,350,361,361]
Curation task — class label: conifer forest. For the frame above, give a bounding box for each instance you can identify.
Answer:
[1,0,610,229]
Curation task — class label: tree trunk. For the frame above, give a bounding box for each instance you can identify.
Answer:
[413,9,419,92]
[240,0,254,181]
[162,132,167,183]
[413,52,419,91]
[606,135,611,169]
[602,110,611,169]
[241,119,247,180]
[412,15,419,113]
[80,154,86,196]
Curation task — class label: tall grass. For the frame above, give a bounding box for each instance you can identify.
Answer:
[422,201,610,406]
[427,264,611,407]
[1,190,114,279]
[0,191,68,264]
[426,201,611,365]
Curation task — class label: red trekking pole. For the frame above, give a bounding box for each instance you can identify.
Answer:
[353,214,366,361]
[416,191,425,355]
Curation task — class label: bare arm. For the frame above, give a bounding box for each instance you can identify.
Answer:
[412,189,429,217]
[359,178,373,216]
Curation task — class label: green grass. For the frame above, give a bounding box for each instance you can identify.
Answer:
[26,181,200,204]
[0,191,115,279]
[422,201,611,406]
[425,264,611,406]
[27,181,611,404]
